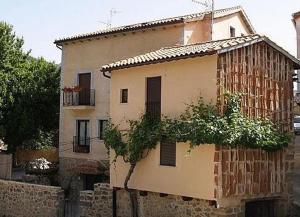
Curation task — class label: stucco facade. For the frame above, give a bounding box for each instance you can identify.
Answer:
[57,8,252,175]
[105,35,299,216]
[110,56,218,199]
[294,12,300,92]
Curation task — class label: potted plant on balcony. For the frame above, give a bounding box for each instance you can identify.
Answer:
[73,85,82,92]
[62,87,73,92]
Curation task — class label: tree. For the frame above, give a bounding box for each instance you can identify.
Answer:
[104,93,290,217]
[0,21,60,152]
[104,115,163,217]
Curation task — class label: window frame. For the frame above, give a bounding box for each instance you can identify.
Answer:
[159,138,176,167]
[76,119,90,146]
[120,88,128,103]
[230,26,236,38]
[98,119,108,140]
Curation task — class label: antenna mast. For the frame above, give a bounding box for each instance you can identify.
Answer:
[99,8,122,29]
[191,0,214,40]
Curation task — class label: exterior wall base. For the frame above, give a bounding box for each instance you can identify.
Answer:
[79,184,291,217]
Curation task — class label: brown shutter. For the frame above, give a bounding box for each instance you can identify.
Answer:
[146,76,161,118]
[160,138,176,167]
[78,73,91,105]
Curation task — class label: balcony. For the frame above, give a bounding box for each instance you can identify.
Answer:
[73,136,90,153]
[63,88,95,109]
[146,101,161,119]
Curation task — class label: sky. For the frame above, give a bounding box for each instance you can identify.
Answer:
[1,0,300,63]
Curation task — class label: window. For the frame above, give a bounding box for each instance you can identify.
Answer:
[74,120,90,153]
[146,77,161,119]
[230,26,236,38]
[160,138,176,167]
[76,120,90,146]
[98,120,108,140]
[120,89,128,103]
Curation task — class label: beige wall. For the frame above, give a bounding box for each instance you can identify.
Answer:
[111,144,216,200]
[59,12,251,163]
[110,55,218,129]
[184,13,250,45]
[295,16,300,92]
[60,25,184,161]
[213,13,251,40]
[110,55,218,199]
[184,19,211,44]
[296,16,300,59]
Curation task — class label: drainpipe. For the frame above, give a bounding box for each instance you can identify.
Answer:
[56,44,62,50]
[102,69,111,79]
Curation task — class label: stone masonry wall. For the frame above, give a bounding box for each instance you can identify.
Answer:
[0,180,64,217]
[79,183,245,217]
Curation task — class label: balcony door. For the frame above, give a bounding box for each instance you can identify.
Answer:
[78,73,91,105]
[146,76,161,118]
[76,120,90,146]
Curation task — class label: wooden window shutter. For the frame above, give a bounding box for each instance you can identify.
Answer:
[160,138,176,167]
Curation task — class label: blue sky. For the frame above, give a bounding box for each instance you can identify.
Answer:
[1,0,300,63]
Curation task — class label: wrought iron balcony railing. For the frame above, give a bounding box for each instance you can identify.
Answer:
[73,136,90,153]
[145,101,161,119]
[63,89,95,107]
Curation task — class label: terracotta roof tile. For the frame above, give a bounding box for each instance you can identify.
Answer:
[101,35,300,71]
[55,6,254,44]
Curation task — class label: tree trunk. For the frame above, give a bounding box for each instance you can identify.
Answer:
[124,163,138,217]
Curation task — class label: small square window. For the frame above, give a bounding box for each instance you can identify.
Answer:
[230,26,236,38]
[99,120,108,140]
[120,89,128,103]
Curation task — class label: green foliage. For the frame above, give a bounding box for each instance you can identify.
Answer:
[166,92,290,151]
[105,93,289,166]
[104,115,164,165]
[22,130,57,150]
[0,21,60,152]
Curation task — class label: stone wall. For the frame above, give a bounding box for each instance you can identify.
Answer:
[79,183,245,217]
[0,180,64,217]
[59,157,109,199]
[80,183,112,217]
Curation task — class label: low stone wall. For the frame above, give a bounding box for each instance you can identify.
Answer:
[59,157,109,201]
[0,180,64,217]
[79,183,244,217]
[80,183,112,217]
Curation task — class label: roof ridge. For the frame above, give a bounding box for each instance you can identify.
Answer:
[54,5,245,44]
[101,5,243,31]
[102,34,300,72]
[160,34,261,50]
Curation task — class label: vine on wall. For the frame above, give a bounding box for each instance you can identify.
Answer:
[103,92,290,217]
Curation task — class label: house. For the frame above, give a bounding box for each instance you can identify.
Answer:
[54,6,255,196]
[101,35,300,217]
[292,10,300,211]
[293,12,300,108]
[293,11,300,73]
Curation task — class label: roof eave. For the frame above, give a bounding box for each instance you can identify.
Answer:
[101,51,217,73]
[217,37,300,70]
[54,19,185,45]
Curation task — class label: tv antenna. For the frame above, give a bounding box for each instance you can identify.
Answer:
[191,0,215,40]
[99,8,122,29]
